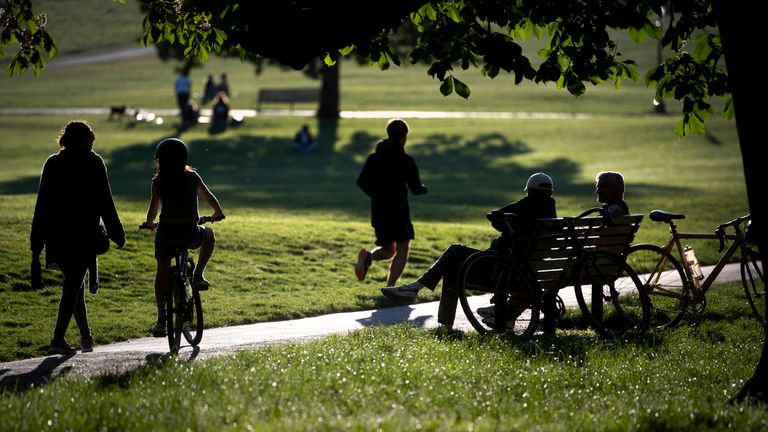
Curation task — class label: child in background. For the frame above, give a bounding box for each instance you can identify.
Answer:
[141,138,225,337]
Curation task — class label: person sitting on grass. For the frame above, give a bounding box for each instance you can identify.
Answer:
[292,124,317,152]
[380,172,558,332]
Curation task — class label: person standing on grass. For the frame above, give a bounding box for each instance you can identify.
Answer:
[31,120,126,356]
[141,138,225,337]
[175,68,192,115]
[380,173,557,332]
[355,118,428,286]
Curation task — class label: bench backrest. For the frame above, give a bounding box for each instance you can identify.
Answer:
[257,88,319,110]
[519,214,643,291]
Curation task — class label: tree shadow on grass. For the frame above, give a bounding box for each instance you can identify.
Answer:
[0,127,687,225]
[72,129,582,221]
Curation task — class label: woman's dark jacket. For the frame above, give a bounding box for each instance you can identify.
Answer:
[30,148,125,265]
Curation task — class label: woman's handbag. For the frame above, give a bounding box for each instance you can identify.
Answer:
[94,224,110,255]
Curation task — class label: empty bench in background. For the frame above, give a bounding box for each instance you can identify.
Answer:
[256,88,320,112]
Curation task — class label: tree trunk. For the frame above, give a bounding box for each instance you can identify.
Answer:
[715,0,768,404]
[317,63,340,119]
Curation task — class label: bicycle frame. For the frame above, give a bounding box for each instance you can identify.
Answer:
[662,231,739,295]
[647,217,744,298]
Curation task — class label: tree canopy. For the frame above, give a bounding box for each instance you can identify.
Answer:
[3,0,731,137]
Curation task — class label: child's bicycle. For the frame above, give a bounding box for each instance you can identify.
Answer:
[140,216,219,352]
[624,211,764,329]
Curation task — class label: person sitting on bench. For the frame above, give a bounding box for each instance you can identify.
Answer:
[380,172,557,331]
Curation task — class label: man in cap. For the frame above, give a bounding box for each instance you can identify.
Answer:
[381,172,557,331]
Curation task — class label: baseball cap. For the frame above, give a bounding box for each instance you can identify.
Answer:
[524,172,554,191]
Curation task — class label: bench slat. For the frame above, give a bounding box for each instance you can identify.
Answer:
[517,214,642,292]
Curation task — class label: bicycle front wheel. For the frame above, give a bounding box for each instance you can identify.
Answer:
[458,250,541,339]
[742,247,766,327]
[625,244,688,329]
[166,267,183,352]
[574,251,650,339]
[182,258,204,345]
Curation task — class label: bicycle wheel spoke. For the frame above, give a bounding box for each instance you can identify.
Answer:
[625,244,687,329]
[458,251,541,339]
[575,252,650,338]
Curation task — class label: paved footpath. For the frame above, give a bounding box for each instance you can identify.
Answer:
[0,263,742,391]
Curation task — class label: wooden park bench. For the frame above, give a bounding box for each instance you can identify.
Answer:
[459,209,647,337]
[520,212,644,294]
[256,88,319,111]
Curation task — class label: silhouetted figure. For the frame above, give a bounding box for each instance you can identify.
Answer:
[202,74,216,105]
[181,99,200,127]
[292,124,317,152]
[595,171,629,217]
[175,69,192,115]
[31,120,125,356]
[218,73,230,97]
[141,138,225,337]
[209,91,231,134]
[355,118,428,287]
[380,172,557,332]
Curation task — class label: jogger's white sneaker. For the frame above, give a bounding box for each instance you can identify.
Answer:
[381,281,422,303]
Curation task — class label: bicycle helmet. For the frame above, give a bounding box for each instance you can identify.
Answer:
[155,138,188,174]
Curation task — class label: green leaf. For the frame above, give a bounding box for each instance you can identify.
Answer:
[214,29,227,45]
[440,76,454,96]
[723,98,734,120]
[454,77,470,98]
[443,4,461,23]
[323,53,337,66]
[339,45,355,56]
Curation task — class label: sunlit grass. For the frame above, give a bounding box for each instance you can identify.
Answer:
[1,283,765,431]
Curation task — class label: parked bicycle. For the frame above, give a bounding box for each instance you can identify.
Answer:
[458,207,650,339]
[624,211,764,329]
[140,216,219,351]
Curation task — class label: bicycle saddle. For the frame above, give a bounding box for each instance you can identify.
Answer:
[649,209,686,223]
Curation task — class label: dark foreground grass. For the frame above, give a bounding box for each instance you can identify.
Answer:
[1,283,765,431]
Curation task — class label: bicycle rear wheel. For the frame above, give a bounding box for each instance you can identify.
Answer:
[574,251,650,339]
[741,248,766,327]
[182,258,204,345]
[625,244,687,329]
[458,250,540,339]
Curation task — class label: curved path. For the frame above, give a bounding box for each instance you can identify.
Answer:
[0,263,744,391]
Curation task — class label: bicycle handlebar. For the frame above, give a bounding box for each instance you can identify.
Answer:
[714,213,750,252]
[139,214,226,230]
[564,207,614,227]
[198,215,226,224]
[487,211,518,236]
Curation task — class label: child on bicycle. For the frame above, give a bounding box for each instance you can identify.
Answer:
[141,138,225,337]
